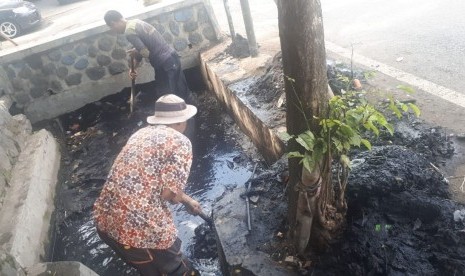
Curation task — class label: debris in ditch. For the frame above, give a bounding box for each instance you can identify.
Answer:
[453,209,465,222]
[249,195,259,204]
[192,223,218,260]
[225,34,250,59]
[284,255,298,266]
[352,78,362,90]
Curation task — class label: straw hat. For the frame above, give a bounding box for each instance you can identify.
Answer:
[147,94,197,125]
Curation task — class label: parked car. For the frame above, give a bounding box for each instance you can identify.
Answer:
[0,0,41,38]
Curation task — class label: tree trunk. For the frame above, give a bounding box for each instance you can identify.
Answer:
[277,0,334,253]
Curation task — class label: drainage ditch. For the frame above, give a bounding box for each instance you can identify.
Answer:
[39,68,258,275]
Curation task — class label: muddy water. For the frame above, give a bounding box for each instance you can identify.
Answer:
[47,91,252,275]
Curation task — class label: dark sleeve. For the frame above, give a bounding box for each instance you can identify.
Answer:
[126,33,146,53]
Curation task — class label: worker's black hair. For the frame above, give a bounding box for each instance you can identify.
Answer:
[104,10,123,26]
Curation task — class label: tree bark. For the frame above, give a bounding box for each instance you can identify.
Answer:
[277,0,330,253]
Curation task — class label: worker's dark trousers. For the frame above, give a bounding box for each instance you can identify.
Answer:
[97,229,197,276]
[154,53,194,105]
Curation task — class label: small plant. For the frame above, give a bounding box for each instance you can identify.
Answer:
[282,77,420,184]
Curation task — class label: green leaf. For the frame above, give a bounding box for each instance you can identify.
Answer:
[364,71,376,79]
[397,85,415,94]
[340,124,355,137]
[313,138,327,162]
[363,120,380,136]
[361,139,372,150]
[332,137,344,152]
[296,136,312,151]
[340,154,351,168]
[302,155,315,172]
[400,103,409,112]
[350,134,362,146]
[343,141,351,151]
[279,132,293,142]
[299,131,315,147]
[408,103,421,117]
[288,151,304,159]
[384,124,394,135]
[390,104,402,119]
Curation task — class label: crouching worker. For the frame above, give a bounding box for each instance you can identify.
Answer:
[103,10,195,105]
[94,94,201,275]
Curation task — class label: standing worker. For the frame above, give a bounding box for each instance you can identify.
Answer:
[104,10,195,105]
[94,94,201,275]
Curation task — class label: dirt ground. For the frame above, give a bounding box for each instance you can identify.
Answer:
[243,52,465,275]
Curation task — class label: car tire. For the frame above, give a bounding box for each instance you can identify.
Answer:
[0,20,21,38]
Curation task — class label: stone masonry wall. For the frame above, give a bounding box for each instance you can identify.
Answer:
[0,0,220,123]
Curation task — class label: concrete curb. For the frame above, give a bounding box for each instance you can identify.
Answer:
[26,261,99,276]
[0,129,60,268]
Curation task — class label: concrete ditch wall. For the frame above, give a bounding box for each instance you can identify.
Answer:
[0,0,220,124]
[0,96,61,274]
[200,42,285,164]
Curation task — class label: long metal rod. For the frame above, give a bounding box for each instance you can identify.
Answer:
[129,55,136,114]
[239,0,258,57]
[223,0,236,41]
[245,163,258,231]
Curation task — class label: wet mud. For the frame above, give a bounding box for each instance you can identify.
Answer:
[42,76,256,275]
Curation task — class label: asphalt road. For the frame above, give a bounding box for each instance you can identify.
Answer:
[322,0,465,94]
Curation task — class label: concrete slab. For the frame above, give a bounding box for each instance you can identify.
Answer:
[26,261,99,276]
[0,129,60,268]
[213,186,294,275]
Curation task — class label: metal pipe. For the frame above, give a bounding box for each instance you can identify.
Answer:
[239,0,258,57]
[223,0,236,41]
[245,163,258,231]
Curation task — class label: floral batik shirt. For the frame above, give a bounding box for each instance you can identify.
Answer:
[94,125,192,249]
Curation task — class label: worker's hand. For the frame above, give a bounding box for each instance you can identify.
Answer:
[182,196,202,215]
[129,69,137,80]
[126,48,138,58]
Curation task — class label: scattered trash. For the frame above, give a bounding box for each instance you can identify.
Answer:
[352,78,362,90]
[413,218,422,231]
[70,123,80,131]
[249,195,259,204]
[303,261,312,268]
[112,132,118,137]
[350,158,365,169]
[396,57,404,62]
[137,121,143,127]
[375,224,392,232]
[276,93,285,108]
[454,209,465,222]
[276,232,284,238]
[284,256,298,265]
[226,160,235,169]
